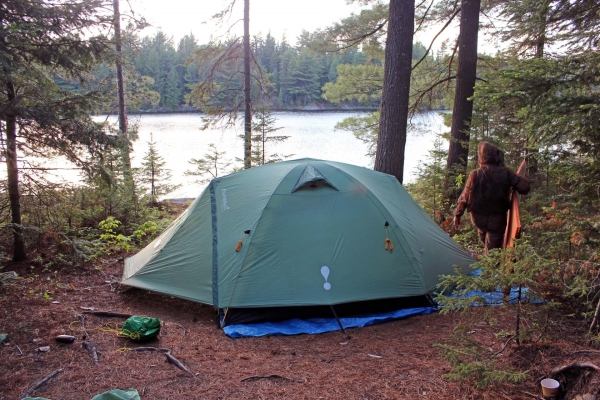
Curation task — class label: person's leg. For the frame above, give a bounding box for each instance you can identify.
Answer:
[483,212,510,296]
[477,229,487,247]
[470,212,488,248]
[486,213,508,252]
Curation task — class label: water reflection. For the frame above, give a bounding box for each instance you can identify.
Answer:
[87,111,444,198]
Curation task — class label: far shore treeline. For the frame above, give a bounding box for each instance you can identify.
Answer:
[81,32,431,113]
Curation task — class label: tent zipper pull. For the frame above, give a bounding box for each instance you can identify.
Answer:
[235,230,251,252]
[384,222,394,253]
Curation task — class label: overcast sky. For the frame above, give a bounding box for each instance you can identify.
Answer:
[124,0,498,53]
[127,0,366,45]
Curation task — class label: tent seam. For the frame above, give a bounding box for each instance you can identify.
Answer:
[220,162,302,308]
[210,180,219,307]
[331,164,427,292]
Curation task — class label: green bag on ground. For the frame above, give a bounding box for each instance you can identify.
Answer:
[90,389,140,400]
[120,316,160,341]
[23,388,140,400]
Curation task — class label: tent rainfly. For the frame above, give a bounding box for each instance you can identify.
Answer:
[123,159,474,327]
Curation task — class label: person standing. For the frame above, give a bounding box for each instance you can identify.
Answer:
[453,142,531,254]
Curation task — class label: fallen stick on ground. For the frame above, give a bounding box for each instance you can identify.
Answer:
[126,347,195,377]
[21,368,63,399]
[551,361,600,377]
[491,335,516,359]
[572,349,600,355]
[78,314,90,340]
[165,352,195,377]
[82,341,99,365]
[81,311,132,318]
[127,346,170,352]
[519,390,545,400]
[172,323,187,336]
[241,374,293,383]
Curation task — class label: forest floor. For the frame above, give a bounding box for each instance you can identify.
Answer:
[0,257,598,400]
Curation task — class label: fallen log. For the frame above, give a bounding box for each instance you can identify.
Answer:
[21,368,63,398]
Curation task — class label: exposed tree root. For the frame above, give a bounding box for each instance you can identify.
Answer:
[21,369,63,399]
[551,362,600,377]
[81,311,132,318]
[241,374,293,383]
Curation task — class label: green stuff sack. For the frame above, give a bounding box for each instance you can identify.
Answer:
[120,316,160,341]
[90,389,140,400]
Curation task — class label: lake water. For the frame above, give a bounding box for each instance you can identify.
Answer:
[91,111,446,198]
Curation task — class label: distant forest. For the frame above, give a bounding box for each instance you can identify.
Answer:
[83,31,430,112]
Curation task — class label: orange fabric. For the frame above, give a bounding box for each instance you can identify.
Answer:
[235,240,243,252]
[503,159,527,249]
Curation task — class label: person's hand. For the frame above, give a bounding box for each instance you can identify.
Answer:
[453,216,460,230]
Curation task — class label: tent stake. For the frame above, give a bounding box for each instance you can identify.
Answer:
[329,305,346,334]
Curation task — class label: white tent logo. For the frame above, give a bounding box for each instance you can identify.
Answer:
[221,189,230,210]
[321,266,331,290]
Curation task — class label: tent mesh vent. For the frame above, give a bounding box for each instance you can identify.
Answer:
[291,164,338,192]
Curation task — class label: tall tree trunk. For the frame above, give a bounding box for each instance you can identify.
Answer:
[374,0,415,184]
[243,0,252,169]
[527,0,549,176]
[113,0,135,211]
[114,0,127,141]
[5,83,26,261]
[446,0,480,189]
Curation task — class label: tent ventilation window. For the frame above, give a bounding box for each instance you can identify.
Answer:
[291,164,338,193]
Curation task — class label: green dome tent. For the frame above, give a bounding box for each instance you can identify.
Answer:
[122,159,473,327]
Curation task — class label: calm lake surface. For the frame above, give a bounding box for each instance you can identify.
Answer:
[93,111,445,198]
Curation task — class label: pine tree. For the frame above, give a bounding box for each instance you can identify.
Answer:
[0,0,114,261]
[164,66,182,108]
[446,0,481,195]
[251,105,290,165]
[187,0,268,169]
[374,0,415,184]
[185,144,233,184]
[139,134,180,204]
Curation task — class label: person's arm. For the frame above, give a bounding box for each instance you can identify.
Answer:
[515,176,531,194]
[454,171,476,229]
[508,170,531,195]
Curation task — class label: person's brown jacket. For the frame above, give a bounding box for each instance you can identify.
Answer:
[454,142,531,217]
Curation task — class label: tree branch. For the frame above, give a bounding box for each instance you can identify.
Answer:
[412,7,461,71]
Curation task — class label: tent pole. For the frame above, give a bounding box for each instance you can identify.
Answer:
[216,308,228,328]
[329,305,346,334]
[426,293,437,308]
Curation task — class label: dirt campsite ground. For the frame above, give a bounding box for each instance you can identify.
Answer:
[0,258,597,400]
